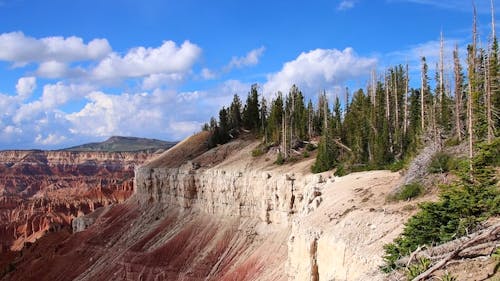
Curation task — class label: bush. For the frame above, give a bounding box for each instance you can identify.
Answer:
[444,137,460,147]
[388,160,405,172]
[334,164,346,177]
[383,139,500,273]
[306,143,316,151]
[394,183,423,201]
[428,152,453,173]
[251,148,264,157]
[383,176,499,270]
[303,151,310,158]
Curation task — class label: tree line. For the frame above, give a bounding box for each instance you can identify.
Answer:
[203,4,498,174]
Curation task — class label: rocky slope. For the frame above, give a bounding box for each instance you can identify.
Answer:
[2,132,429,281]
[0,149,158,252]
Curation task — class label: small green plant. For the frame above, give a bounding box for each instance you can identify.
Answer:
[303,150,310,158]
[394,183,423,201]
[275,152,284,165]
[440,272,457,281]
[406,257,431,280]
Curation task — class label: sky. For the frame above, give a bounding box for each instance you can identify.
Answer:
[0,0,497,149]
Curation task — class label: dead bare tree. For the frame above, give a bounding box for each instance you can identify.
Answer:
[404,64,409,137]
[453,44,463,142]
[421,57,427,132]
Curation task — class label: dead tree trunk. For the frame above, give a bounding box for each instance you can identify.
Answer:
[421,58,426,132]
[453,44,463,142]
[468,3,478,173]
[385,71,394,154]
[404,64,409,136]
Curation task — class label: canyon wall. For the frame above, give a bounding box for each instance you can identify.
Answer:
[130,137,411,280]
[0,150,154,251]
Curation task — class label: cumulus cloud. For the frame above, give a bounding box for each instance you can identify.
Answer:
[337,0,356,11]
[263,47,377,96]
[36,61,69,78]
[15,76,36,99]
[13,82,95,124]
[35,133,67,145]
[142,73,185,90]
[0,32,111,66]
[225,46,265,71]
[91,40,201,82]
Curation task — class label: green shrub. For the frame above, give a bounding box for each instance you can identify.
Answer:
[388,160,405,172]
[334,164,346,177]
[394,183,424,201]
[251,148,264,157]
[306,143,316,151]
[382,139,500,273]
[303,151,310,158]
[444,137,460,147]
[428,152,453,173]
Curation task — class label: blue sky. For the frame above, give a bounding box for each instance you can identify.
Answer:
[0,0,497,149]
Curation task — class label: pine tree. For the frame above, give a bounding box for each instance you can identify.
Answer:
[267,93,284,145]
[242,84,261,131]
[312,95,336,173]
[229,94,243,133]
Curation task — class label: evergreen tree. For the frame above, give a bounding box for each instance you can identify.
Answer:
[267,93,284,144]
[242,84,261,131]
[229,94,243,133]
[312,95,336,173]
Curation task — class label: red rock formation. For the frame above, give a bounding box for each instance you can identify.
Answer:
[2,202,288,281]
[0,150,154,251]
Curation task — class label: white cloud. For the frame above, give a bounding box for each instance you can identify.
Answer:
[201,68,216,80]
[13,82,95,124]
[35,133,67,145]
[337,0,356,11]
[91,40,201,82]
[36,61,69,78]
[226,46,265,70]
[0,32,111,66]
[15,76,36,99]
[142,73,185,90]
[263,47,377,96]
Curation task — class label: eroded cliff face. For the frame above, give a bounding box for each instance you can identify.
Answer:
[130,138,415,281]
[0,150,153,251]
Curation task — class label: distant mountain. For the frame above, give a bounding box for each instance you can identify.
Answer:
[63,136,177,152]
